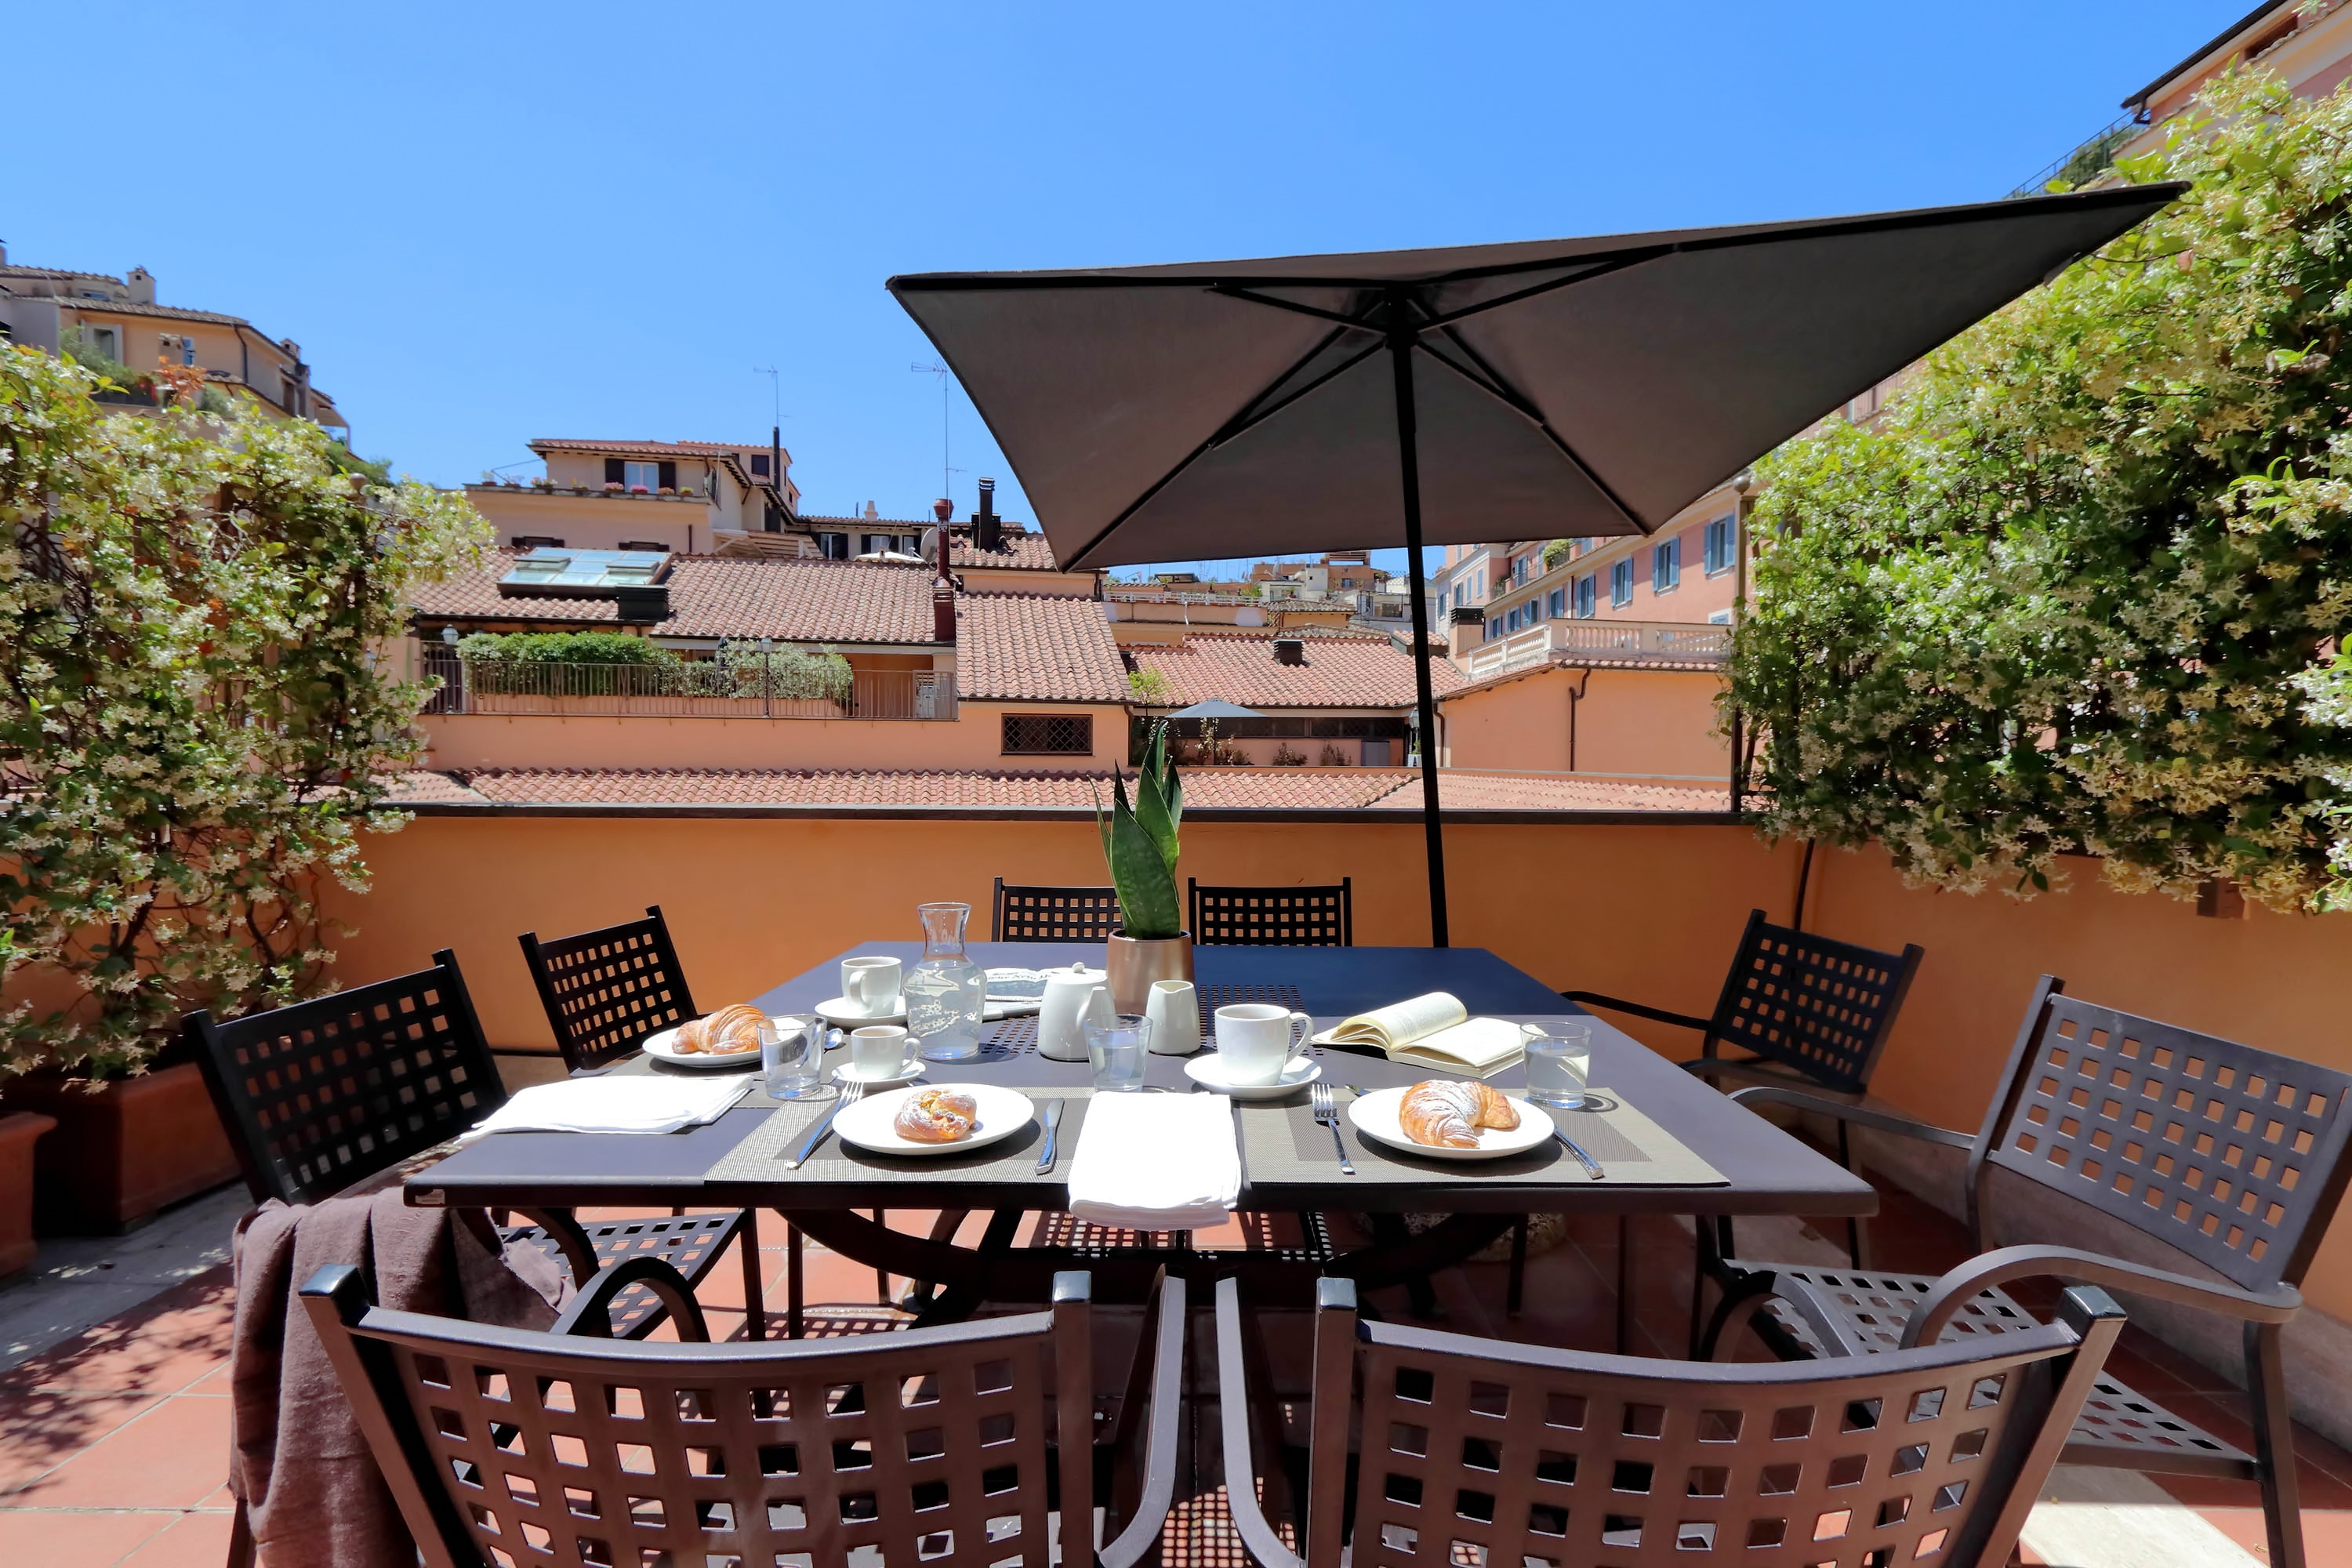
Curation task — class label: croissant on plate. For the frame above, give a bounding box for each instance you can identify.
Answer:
[894,1087,978,1144]
[1399,1080,1521,1148]
[677,1004,766,1055]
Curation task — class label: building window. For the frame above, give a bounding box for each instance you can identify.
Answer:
[1526,594,1545,622]
[511,535,566,550]
[817,532,850,559]
[1003,713,1093,755]
[750,452,771,477]
[1452,583,1465,608]
[1573,574,1595,618]
[622,461,661,490]
[83,325,121,361]
[1704,514,1736,575]
[1512,554,1531,585]
[617,540,666,553]
[1708,609,1733,626]
[1610,559,1634,608]
[1653,537,1680,593]
[1548,586,1566,618]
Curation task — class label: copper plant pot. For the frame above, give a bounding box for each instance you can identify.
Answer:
[1106,930,1194,1015]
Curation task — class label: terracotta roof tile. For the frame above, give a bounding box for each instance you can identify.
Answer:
[1363,771,1727,812]
[1127,633,1463,710]
[410,552,939,644]
[948,529,1064,572]
[377,770,488,804]
[529,437,770,458]
[956,593,1124,702]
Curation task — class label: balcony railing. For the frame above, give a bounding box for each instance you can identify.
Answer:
[1461,618,1731,681]
[422,657,956,720]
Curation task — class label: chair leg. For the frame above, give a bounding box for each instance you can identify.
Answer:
[1504,1217,1529,1317]
[2247,1320,2307,1568]
[738,1209,764,1341]
[1616,1214,1634,1353]
[872,1208,891,1304]
[226,1494,255,1568]
[1835,1122,1872,1269]
[786,1221,804,1340]
[1367,1214,1442,1319]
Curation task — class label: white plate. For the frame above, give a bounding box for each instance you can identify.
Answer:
[833,1059,923,1087]
[1347,1087,1556,1162]
[832,1083,1036,1158]
[641,1023,764,1071]
[1184,1053,1321,1100]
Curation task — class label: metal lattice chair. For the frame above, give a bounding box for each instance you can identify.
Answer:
[184,950,760,1343]
[300,1262,1183,1568]
[1189,878,1352,946]
[519,905,700,1073]
[991,878,1120,941]
[1217,1273,2125,1568]
[1700,975,2352,1568]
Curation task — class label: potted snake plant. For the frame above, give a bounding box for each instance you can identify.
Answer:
[1097,720,1192,1012]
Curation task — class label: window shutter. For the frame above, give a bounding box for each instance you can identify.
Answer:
[604,458,625,484]
[658,461,677,490]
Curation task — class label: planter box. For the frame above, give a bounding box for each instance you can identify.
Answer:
[2,1064,242,1233]
[0,1112,56,1276]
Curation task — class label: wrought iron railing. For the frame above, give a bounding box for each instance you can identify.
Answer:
[1461,618,1731,680]
[421,657,954,720]
[2010,112,2146,198]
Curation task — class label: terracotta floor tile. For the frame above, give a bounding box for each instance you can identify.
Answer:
[0,1392,163,1494]
[114,1508,237,1567]
[0,1508,175,1563]
[1,1269,234,1398]
[19,1396,234,1509]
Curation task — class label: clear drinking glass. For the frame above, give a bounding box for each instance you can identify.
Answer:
[1086,1013,1152,1092]
[1521,1021,1592,1109]
[906,901,986,1062]
[763,1014,827,1101]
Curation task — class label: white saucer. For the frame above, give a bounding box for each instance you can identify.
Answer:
[833,1059,923,1087]
[1183,1053,1321,1100]
[1347,1087,1556,1162]
[815,996,906,1029]
[832,1083,1036,1157]
[641,1024,763,1071]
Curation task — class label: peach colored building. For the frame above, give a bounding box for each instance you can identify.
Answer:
[1124,630,1455,768]
[0,247,349,441]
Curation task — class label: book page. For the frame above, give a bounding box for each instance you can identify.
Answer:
[1319,991,1468,1051]
[1388,1016,1527,1074]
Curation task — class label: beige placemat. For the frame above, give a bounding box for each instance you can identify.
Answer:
[1237,1087,1726,1188]
[704,1090,1093,1185]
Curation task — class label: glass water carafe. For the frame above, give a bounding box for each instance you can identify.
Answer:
[906,901,985,1062]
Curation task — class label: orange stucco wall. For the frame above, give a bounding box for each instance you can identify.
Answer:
[418,702,1130,772]
[1442,665,1730,780]
[314,812,2352,1329]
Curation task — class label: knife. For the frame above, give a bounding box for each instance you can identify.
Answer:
[782,1097,851,1170]
[1552,1125,1605,1181]
[1034,1099,1065,1174]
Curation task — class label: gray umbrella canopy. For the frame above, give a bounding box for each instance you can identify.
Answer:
[891,186,2183,942]
[1167,699,1263,720]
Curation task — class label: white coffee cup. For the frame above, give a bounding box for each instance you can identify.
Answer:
[848,1024,911,1080]
[841,956,902,1017]
[1214,1003,1314,1086]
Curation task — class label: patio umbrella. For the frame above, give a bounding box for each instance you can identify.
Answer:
[1168,699,1263,720]
[891,185,2183,943]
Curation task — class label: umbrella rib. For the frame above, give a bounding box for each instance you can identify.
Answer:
[1211,337,1387,448]
[1415,249,1670,330]
[1412,337,1650,535]
[1207,285,1376,328]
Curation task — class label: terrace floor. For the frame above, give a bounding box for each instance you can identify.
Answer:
[0,1173,2341,1566]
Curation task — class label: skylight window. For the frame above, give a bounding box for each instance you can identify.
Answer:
[498,547,670,597]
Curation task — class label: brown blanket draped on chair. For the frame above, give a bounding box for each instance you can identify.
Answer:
[229,1187,570,1568]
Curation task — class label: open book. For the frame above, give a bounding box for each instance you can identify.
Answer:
[1312,992,1525,1077]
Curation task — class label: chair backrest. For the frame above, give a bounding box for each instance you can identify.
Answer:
[299,1262,1097,1568]
[992,877,1120,942]
[1969,976,2352,1296]
[1189,878,1352,946]
[186,950,506,1207]
[1305,1276,2122,1568]
[1704,908,1924,1094]
[518,904,700,1073]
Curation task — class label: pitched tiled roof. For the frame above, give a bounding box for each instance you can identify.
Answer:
[38,296,251,327]
[384,765,1725,814]
[410,552,940,644]
[1126,632,1463,710]
[948,529,1064,572]
[956,593,1124,702]
[529,437,770,458]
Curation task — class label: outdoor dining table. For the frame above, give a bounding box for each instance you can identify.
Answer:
[406,942,1875,1344]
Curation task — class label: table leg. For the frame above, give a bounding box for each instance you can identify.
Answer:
[785,1220,804,1340]
[1505,1217,1530,1317]
[1616,1214,1633,1354]
[1366,1214,1443,1320]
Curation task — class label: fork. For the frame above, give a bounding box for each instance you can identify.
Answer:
[784,1080,864,1169]
[1310,1081,1354,1176]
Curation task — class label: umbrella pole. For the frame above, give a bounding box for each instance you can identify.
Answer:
[1390,325,1449,946]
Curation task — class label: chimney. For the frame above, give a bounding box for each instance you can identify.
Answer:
[1272,637,1305,666]
[864,500,879,520]
[973,477,1001,552]
[932,497,954,523]
[933,577,957,642]
[125,267,154,304]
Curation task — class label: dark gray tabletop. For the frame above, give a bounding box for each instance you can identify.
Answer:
[408,942,1875,1218]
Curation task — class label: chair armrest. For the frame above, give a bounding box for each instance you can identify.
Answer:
[1099,1276,1187,1568]
[552,1256,710,1341]
[1726,1085,1976,1150]
[1561,991,1714,1034]
[509,1207,603,1283]
[1703,1267,1878,1361]
[1900,1245,2300,1349]
[1214,1277,1307,1568]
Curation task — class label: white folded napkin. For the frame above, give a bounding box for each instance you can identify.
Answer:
[468,1075,751,1137]
[1067,1093,1240,1232]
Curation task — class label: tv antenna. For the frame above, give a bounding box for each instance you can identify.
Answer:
[911,361,962,505]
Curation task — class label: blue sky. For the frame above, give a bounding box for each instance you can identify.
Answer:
[9,2,2245,578]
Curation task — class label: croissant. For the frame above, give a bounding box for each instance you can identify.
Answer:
[1399,1080,1522,1148]
[894,1087,978,1144]
[677,1004,766,1055]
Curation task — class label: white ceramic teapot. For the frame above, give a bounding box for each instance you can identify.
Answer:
[1036,964,1112,1062]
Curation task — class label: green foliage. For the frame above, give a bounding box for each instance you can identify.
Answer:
[1096,720,1185,938]
[1542,539,1571,568]
[460,631,674,666]
[56,326,143,391]
[1729,71,2352,913]
[0,347,492,1079]
[1127,667,1174,703]
[717,643,854,703]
